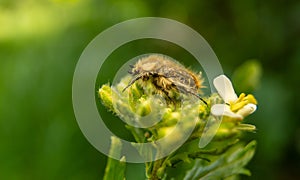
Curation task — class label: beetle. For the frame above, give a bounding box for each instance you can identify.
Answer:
[122,54,207,105]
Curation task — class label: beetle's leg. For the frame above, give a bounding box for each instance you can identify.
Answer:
[188,91,208,106]
[173,83,208,106]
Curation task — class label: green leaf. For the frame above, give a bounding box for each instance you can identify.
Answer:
[103,136,126,180]
[158,135,239,180]
[183,140,256,180]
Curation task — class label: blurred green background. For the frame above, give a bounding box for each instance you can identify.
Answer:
[1,0,299,179]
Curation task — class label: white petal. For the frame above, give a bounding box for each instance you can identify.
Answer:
[213,75,238,103]
[211,104,243,119]
[237,103,257,117]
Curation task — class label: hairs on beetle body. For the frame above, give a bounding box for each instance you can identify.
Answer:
[123,55,207,105]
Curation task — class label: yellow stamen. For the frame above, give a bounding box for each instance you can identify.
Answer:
[244,94,257,105]
[236,93,246,103]
[230,93,258,112]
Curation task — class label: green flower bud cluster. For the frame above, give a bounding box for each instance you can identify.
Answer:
[99,75,257,180]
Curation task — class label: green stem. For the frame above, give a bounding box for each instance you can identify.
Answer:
[150,157,165,180]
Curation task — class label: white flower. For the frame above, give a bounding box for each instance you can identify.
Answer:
[211,75,257,120]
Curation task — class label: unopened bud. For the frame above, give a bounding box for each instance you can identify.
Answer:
[98,85,114,111]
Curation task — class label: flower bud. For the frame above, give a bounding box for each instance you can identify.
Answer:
[98,85,114,111]
[135,97,151,116]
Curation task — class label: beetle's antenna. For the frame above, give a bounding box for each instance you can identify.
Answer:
[122,75,142,92]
